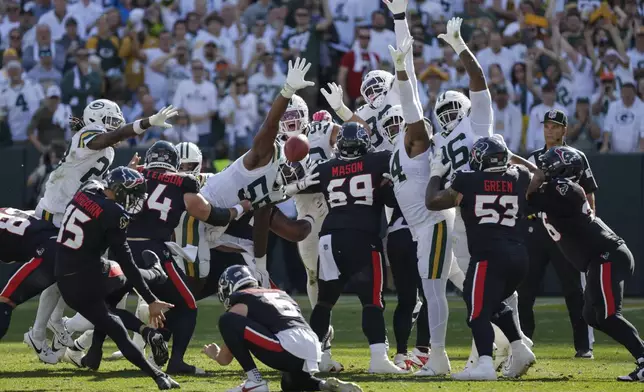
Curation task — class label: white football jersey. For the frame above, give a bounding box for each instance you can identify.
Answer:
[355,86,401,152]
[38,123,115,215]
[0,80,44,141]
[307,121,336,162]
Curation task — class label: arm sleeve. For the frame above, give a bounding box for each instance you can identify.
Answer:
[394,18,422,114]
[469,89,493,137]
[578,152,599,193]
[106,225,157,304]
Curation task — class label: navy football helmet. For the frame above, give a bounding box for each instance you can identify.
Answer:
[336,122,371,160]
[105,166,147,214]
[539,146,584,182]
[145,141,180,172]
[469,135,509,172]
[218,265,259,309]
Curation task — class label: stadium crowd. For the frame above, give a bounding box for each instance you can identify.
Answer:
[0,0,643,161]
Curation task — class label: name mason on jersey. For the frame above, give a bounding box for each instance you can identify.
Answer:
[332,161,364,177]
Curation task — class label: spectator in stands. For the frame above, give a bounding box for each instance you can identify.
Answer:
[60,47,102,117]
[219,74,258,158]
[69,0,104,36]
[628,26,644,74]
[23,24,66,72]
[18,7,37,51]
[142,30,172,107]
[601,82,644,153]
[248,53,285,118]
[119,12,147,94]
[591,71,619,128]
[195,41,219,79]
[126,94,163,147]
[26,85,71,153]
[567,97,601,153]
[492,84,522,152]
[0,49,22,90]
[38,0,86,41]
[26,47,63,89]
[243,0,274,28]
[0,61,44,145]
[26,140,66,208]
[510,62,535,120]
[241,18,274,71]
[220,3,244,43]
[172,20,192,48]
[526,83,567,152]
[338,26,379,109]
[173,59,218,146]
[0,1,20,50]
[195,14,235,65]
[488,63,515,102]
[1,28,22,66]
[368,10,396,63]
[123,84,150,123]
[163,109,199,144]
[87,15,122,77]
[58,17,85,74]
[151,39,192,105]
[478,31,517,79]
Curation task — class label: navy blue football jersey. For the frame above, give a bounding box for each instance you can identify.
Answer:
[528,178,623,272]
[0,208,58,263]
[228,288,308,333]
[303,151,394,237]
[127,169,200,241]
[451,165,531,255]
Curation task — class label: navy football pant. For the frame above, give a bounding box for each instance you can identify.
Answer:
[464,243,528,357]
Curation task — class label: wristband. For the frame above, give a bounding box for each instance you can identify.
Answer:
[336,105,353,122]
[233,204,244,219]
[393,12,406,20]
[133,119,145,134]
[281,84,296,99]
[452,41,468,56]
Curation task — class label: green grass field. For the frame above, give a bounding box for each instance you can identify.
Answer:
[1,296,644,391]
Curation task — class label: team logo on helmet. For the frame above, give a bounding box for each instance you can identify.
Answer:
[554,147,575,164]
[470,141,489,166]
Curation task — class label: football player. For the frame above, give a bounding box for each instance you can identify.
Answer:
[204,265,362,392]
[55,167,178,390]
[26,100,177,363]
[199,58,314,294]
[124,141,250,375]
[527,147,644,382]
[292,122,405,374]
[382,32,453,376]
[426,136,536,380]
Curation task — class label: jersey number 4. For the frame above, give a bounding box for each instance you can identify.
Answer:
[475,195,518,227]
[390,150,406,182]
[58,205,91,249]
[328,174,373,208]
[148,184,172,221]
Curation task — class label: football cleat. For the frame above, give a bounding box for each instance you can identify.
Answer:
[226,379,269,392]
[24,329,58,364]
[323,377,363,392]
[414,349,450,376]
[155,374,181,390]
[502,342,536,378]
[494,342,510,371]
[575,350,594,359]
[108,350,124,361]
[393,353,413,371]
[320,350,344,373]
[146,329,169,367]
[48,319,74,348]
[62,347,85,368]
[617,360,644,381]
[410,347,430,367]
[368,356,408,374]
[452,360,497,381]
[166,361,207,375]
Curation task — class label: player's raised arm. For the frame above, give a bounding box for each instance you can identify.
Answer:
[184,193,252,226]
[320,83,370,131]
[87,106,178,150]
[245,58,315,169]
[425,151,462,210]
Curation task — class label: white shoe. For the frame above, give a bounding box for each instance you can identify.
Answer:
[226,379,269,392]
[494,341,510,371]
[523,335,534,348]
[452,360,497,381]
[502,342,536,378]
[393,353,413,371]
[23,329,58,364]
[62,347,85,368]
[108,351,124,361]
[320,350,344,372]
[414,349,450,376]
[368,356,408,374]
[323,377,363,392]
[410,348,429,367]
[47,319,74,348]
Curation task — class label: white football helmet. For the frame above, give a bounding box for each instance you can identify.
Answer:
[360,70,395,109]
[433,90,471,134]
[379,105,405,144]
[83,99,125,131]
[176,142,202,174]
[279,94,309,138]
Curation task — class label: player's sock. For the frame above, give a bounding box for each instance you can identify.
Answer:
[66,313,93,334]
[422,278,449,348]
[75,330,94,351]
[448,263,465,292]
[49,296,67,327]
[32,284,61,341]
[362,305,387,345]
[166,308,197,366]
[504,291,525,338]
[393,297,415,354]
[0,302,13,339]
[416,300,430,349]
[597,314,644,360]
[492,307,521,343]
[310,304,332,342]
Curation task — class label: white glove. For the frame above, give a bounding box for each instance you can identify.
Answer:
[388,37,413,72]
[382,0,408,15]
[320,83,353,121]
[284,170,320,197]
[438,17,468,55]
[430,149,451,178]
[149,105,179,128]
[281,57,315,98]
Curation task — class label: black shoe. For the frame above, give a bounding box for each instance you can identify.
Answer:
[166,362,207,375]
[617,361,644,381]
[574,350,594,359]
[155,374,181,390]
[81,348,102,371]
[144,328,169,367]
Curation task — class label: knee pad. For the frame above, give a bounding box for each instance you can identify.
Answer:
[0,302,13,340]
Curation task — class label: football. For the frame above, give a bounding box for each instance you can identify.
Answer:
[284,134,310,162]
